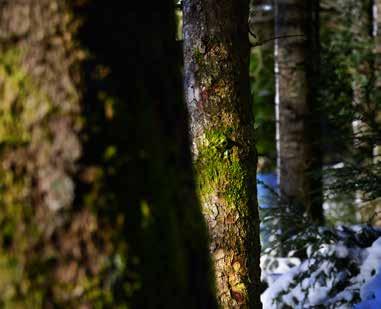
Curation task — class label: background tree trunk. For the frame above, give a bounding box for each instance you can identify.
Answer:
[373,0,381,163]
[350,0,373,208]
[351,0,373,154]
[274,0,323,224]
[249,0,277,166]
[183,0,262,307]
[0,1,216,307]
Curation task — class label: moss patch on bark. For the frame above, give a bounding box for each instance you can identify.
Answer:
[195,128,249,210]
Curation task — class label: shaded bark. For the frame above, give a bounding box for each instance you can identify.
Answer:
[183,0,262,307]
[0,1,216,307]
[274,0,323,223]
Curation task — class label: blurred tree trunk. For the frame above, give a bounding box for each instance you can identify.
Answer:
[249,0,277,165]
[183,0,262,307]
[0,1,90,305]
[274,0,323,224]
[0,1,216,307]
[350,0,374,207]
[373,0,381,163]
[351,0,373,154]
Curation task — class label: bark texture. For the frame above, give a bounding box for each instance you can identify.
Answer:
[274,0,323,223]
[183,1,261,307]
[0,1,216,307]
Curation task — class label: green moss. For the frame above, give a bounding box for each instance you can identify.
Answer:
[0,48,52,306]
[0,49,52,147]
[0,48,112,307]
[195,128,248,209]
[0,51,38,303]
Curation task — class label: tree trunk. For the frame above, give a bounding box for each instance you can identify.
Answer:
[373,0,381,163]
[274,0,323,223]
[183,1,262,307]
[350,0,373,207]
[0,1,91,305]
[0,1,216,307]
[351,0,373,153]
[249,0,277,165]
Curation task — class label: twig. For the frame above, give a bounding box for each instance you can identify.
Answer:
[250,34,305,48]
[249,28,257,39]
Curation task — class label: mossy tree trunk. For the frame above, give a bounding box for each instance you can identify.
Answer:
[0,1,216,307]
[183,0,262,307]
[274,0,323,224]
[0,1,93,305]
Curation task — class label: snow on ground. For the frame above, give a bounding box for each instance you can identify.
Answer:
[261,226,381,309]
[354,238,381,309]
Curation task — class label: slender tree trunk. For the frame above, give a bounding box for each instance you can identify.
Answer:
[373,0,381,163]
[307,0,324,222]
[350,0,373,207]
[249,0,276,166]
[274,0,323,224]
[351,0,373,154]
[0,1,216,307]
[183,1,262,307]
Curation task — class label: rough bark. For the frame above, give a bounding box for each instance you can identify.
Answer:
[0,1,216,307]
[183,1,262,307]
[274,0,323,223]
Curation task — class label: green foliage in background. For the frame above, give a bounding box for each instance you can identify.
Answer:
[319,0,381,224]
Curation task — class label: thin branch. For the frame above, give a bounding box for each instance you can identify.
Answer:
[249,28,257,39]
[250,34,305,48]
